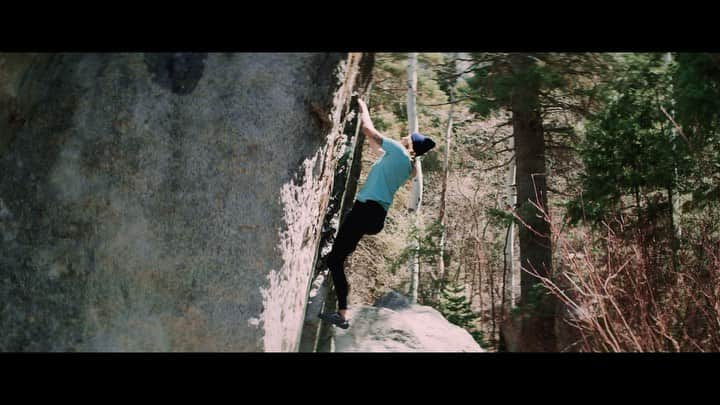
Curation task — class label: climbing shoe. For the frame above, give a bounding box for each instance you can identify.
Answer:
[319,312,350,329]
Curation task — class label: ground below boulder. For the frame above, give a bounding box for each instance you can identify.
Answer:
[332,292,484,352]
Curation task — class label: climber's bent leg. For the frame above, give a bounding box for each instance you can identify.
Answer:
[326,201,377,311]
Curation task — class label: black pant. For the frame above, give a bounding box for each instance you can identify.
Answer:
[326,200,387,310]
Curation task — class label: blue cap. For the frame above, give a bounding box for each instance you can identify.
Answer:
[411,132,436,157]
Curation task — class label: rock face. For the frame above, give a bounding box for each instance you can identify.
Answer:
[334,293,484,352]
[0,52,371,351]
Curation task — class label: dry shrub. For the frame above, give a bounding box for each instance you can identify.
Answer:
[526,205,720,352]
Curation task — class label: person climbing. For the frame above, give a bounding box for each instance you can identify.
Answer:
[319,97,436,329]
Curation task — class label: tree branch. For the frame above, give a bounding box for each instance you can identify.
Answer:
[480,154,515,172]
[420,96,472,107]
[659,105,693,149]
[546,186,575,197]
[375,86,411,93]
[435,67,476,81]
[488,132,513,147]
[494,119,513,128]
[544,126,574,133]
[546,143,578,152]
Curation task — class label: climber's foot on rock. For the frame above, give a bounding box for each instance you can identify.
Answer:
[319,312,350,329]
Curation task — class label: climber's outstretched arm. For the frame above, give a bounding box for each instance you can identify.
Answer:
[357,98,384,154]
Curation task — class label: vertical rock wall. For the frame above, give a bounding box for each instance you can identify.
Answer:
[0,52,371,351]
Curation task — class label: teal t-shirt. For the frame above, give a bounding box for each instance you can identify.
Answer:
[356,138,412,211]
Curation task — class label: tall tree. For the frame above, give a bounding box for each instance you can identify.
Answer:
[672,53,720,210]
[464,52,609,351]
[436,53,461,301]
[568,54,689,227]
[508,53,554,351]
[438,283,484,345]
[503,138,517,310]
[407,52,423,304]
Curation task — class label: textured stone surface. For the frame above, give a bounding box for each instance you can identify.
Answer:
[0,52,369,351]
[334,304,484,352]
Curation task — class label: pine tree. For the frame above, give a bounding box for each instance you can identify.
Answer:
[462,53,610,351]
[438,283,484,345]
[673,53,720,210]
[568,53,685,226]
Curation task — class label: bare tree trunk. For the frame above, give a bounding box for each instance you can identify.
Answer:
[671,171,682,239]
[465,256,471,289]
[500,142,517,350]
[489,249,496,344]
[437,53,460,302]
[503,140,517,311]
[511,53,556,352]
[407,52,422,304]
[668,186,681,273]
[476,241,483,323]
[634,185,642,222]
[663,52,682,272]
[455,237,466,285]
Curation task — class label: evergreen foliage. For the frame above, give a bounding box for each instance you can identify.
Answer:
[568,53,720,224]
[438,283,484,345]
[568,53,684,224]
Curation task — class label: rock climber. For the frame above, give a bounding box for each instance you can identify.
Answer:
[319,98,436,329]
